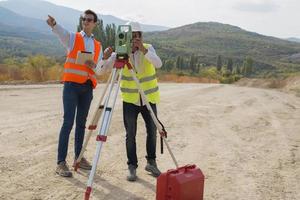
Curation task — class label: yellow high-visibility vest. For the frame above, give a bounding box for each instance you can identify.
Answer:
[120,43,160,104]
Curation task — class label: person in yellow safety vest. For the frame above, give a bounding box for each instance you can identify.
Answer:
[101,21,163,181]
[46,10,107,178]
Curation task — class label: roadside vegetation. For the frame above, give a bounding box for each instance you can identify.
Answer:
[1,21,300,84]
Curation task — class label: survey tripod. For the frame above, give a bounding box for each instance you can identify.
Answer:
[74,58,179,200]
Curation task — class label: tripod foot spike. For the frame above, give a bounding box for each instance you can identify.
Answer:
[85,187,92,200]
[74,162,80,172]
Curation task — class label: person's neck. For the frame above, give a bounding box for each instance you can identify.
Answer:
[83,29,93,37]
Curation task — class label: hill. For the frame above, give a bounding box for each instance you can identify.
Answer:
[1,1,300,78]
[286,37,300,43]
[0,0,169,32]
[0,20,64,61]
[144,22,300,76]
[0,7,50,33]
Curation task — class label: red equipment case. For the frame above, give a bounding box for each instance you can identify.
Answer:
[156,164,205,200]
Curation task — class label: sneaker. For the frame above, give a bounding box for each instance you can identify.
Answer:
[127,165,137,182]
[56,161,73,177]
[145,160,161,177]
[73,157,92,170]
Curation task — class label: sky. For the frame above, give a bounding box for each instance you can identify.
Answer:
[35,0,300,38]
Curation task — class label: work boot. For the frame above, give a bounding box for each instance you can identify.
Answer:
[145,159,161,177]
[127,165,137,182]
[56,161,73,177]
[73,157,92,170]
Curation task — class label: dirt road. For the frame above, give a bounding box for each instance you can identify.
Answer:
[0,83,299,200]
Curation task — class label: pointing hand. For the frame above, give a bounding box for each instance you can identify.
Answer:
[46,15,56,28]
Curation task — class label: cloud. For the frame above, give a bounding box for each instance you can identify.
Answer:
[233,0,279,13]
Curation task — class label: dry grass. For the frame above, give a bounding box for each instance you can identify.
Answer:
[0,65,221,84]
[235,76,300,96]
[235,78,286,89]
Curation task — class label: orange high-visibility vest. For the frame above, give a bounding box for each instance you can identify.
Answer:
[63,32,101,89]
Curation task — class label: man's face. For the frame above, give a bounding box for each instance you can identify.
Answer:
[82,14,96,31]
[132,32,142,40]
[132,31,142,51]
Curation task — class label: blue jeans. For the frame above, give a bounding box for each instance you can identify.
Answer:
[57,82,93,164]
[123,102,157,168]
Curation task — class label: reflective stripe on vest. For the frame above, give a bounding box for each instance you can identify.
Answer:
[121,74,156,83]
[65,58,96,74]
[64,68,96,79]
[120,86,159,94]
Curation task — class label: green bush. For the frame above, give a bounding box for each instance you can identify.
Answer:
[200,67,221,80]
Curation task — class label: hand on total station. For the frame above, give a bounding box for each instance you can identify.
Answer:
[85,60,96,69]
[46,15,56,28]
[103,46,113,60]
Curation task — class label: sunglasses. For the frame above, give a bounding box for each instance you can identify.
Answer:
[82,17,94,22]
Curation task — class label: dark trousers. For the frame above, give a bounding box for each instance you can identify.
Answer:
[123,101,157,168]
[57,82,93,164]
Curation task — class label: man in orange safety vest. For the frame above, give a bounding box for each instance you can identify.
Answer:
[47,9,105,177]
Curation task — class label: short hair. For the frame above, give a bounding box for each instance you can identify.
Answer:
[84,9,98,22]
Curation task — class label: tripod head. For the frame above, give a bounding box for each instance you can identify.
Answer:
[115,25,132,60]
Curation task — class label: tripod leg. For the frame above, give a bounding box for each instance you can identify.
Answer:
[74,72,113,171]
[128,69,179,168]
[84,68,123,200]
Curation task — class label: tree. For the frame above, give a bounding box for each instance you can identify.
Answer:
[236,65,241,74]
[189,54,198,73]
[93,19,106,44]
[104,24,116,49]
[243,56,253,76]
[164,59,174,71]
[232,64,241,75]
[176,56,181,70]
[24,55,54,81]
[3,59,23,80]
[216,55,222,71]
[77,17,82,32]
[227,58,233,73]
[196,63,202,73]
[176,56,184,70]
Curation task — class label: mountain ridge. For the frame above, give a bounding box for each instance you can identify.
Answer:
[0,0,169,32]
[0,6,50,33]
[145,21,300,60]
[286,37,300,43]
[1,1,300,76]
[143,22,300,75]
